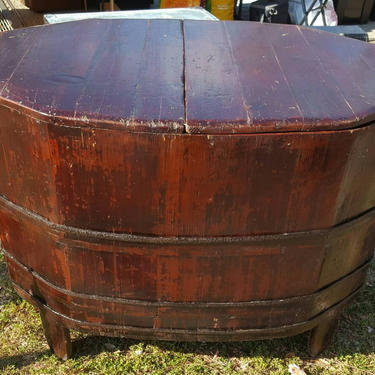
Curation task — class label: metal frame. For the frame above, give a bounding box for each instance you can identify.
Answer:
[297,0,330,25]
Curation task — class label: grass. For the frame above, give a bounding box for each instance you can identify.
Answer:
[0,249,374,375]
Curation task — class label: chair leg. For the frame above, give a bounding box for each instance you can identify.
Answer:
[40,310,72,360]
[308,315,338,356]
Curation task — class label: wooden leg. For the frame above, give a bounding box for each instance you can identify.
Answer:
[308,315,338,356]
[40,310,72,360]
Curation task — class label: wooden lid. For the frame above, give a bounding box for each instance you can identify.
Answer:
[1,19,375,134]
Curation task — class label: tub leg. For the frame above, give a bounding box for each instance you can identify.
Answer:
[308,315,338,356]
[40,310,72,360]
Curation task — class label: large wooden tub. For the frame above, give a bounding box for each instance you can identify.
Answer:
[0,19,374,360]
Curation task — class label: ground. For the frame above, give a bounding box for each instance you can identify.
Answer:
[0,249,374,375]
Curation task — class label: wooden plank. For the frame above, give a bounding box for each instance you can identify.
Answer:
[1,100,374,235]
[301,27,375,124]
[0,19,185,132]
[1,194,374,304]
[12,280,362,343]
[6,254,369,330]
[2,20,375,133]
[183,21,248,133]
[184,21,375,133]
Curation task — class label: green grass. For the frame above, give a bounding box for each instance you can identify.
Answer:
[0,249,374,375]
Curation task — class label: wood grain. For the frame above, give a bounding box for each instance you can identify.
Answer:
[0,19,374,358]
[1,20,375,132]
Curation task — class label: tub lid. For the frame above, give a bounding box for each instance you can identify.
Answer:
[0,19,375,134]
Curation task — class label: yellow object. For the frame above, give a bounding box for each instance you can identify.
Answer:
[207,0,234,20]
[160,0,201,7]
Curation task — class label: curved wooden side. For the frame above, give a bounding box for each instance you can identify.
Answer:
[5,251,370,332]
[0,102,374,236]
[12,278,361,342]
[1,194,374,304]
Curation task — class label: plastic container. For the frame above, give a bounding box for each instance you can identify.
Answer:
[160,0,201,7]
[206,0,234,20]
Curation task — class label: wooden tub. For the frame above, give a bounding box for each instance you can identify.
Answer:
[0,19,374,360]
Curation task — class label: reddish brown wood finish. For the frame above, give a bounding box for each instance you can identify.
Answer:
[1,196,374,303]
[0,103,374,236]
[0,20,374,359]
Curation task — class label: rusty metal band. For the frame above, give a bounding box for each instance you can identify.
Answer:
[3,247,371,308]
[1,194,374,245]
[12,281,360,342]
